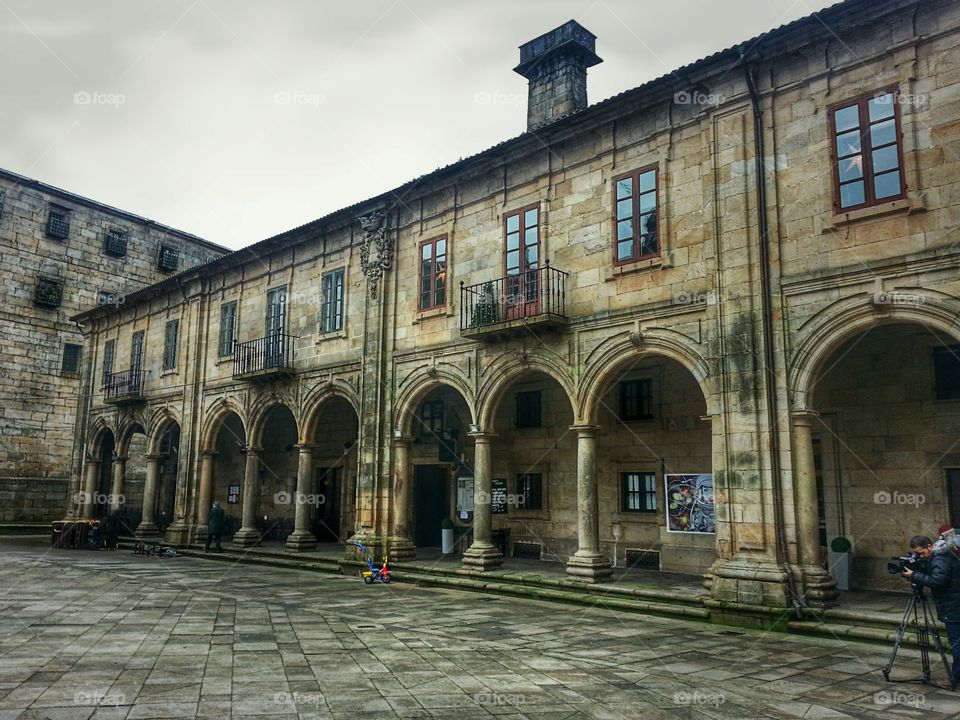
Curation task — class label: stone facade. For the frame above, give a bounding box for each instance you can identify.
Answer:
[0,169,227,522]
[68,0,960,608]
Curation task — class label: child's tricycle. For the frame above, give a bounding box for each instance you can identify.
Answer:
[351,542,391,584]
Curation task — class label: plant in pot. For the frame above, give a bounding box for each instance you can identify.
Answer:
[471,282,498,328]
[829,536,853,591]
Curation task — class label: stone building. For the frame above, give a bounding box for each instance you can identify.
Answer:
[0,169,228,523]
[69,0,960,609]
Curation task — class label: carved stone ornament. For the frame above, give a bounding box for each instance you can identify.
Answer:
[358,210,393,297]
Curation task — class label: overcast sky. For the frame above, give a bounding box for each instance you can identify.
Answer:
[1,0,837,250]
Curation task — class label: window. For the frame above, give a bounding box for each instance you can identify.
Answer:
[321,269,345,333]
[102,339,115,385]
[61,344,82,374]
[613,166,658,263]
[622,472,658,513]
[934,346,960,401]
[515,390,541,428]
[162,320,179,370]
[830,88,906,211]
[34,276,63,308]
[103,229,127,257]
[157,244,179,272]
[420,400,444,435]
[419,236,447,310]
[219,302,237,357]
[46,206,70,240]
[619,379,654,421]
[504,206,540,313]
[516,473,543,510]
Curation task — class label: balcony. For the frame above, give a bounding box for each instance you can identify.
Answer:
[103,369,145,405]
[234,333,297,381]
[460,264,569,340]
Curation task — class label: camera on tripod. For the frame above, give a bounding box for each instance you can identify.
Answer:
[888,551,922,575]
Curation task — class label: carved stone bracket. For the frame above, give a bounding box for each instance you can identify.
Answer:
[358,210,393,298]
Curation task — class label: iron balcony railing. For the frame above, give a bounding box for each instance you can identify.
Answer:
[103,369,144,403]
[233,332,297,379]
[460,264,568,333]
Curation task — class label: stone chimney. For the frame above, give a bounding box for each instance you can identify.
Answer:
[514,20,602,131]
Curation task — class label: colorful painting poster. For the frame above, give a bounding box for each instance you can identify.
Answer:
[665,474,715,534]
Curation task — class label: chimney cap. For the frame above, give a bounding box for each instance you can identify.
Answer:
[514,20,602,78]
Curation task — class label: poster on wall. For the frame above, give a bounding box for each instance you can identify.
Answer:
[491,478,508,514]
[457,476,474,514]
[227,484,240,504]
[665,474,715,534]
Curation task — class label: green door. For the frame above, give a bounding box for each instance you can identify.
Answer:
[414,465,448,548]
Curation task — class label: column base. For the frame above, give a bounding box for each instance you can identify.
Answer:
[387,535,416,561]
[163,523,192,547]
[565,551,612,583]
[709,558,791,608]
[285,530,318,552]
[231,527,262,547]
[799,564,839,608]
[462,542,503,571]
[135,522,160,539]
[345,532,385,561]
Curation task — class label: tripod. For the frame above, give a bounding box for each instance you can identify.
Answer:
[882,583,952,684]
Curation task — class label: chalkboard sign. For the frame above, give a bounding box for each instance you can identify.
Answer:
[491,478,508,514]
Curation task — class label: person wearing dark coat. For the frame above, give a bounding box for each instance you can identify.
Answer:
[204,500,225,552]
[904,534,960,688]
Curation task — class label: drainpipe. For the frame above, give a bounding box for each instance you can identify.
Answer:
[739,49,792,580]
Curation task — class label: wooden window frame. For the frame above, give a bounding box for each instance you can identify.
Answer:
[621,471,658,513]
[61,343,82,375]
[218,301,237,358]
[503,203,541,279]
[420,400,444,435]
[618,379,654,422]
[516,472,543,510]
[102,339,115,386]
[162,319,179,371]
[320,268,345,334]
[612,164,660,266]
[828,86,907,212]
[418,236,448,311]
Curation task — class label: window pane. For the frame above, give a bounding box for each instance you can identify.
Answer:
[421,244,432,260]
[524,208,538,228]
[616,198,632,220]
[640,234,658,256]
[839,180,865,208]
[617,240,633,261]
[616,178,633,200]
[436,239,446,256]
[506,250,520,271]
[834,104,860,133]
[871,118,896,147]
[506,214,519,233]
[640,212,657,236]
[506,232,520,251]
[524,227,538,247]
[872,145,899,173]
[420,273,431,294]
[868,93,895,122]
[638,170,656,193]
[838,156,863,182]
[835,130,861,157]
[617,219,633,241]
[874,171,902,200]
[525,246,538,267]
[639,191,656,215]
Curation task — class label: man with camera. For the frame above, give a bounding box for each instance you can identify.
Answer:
[903,534,960,688]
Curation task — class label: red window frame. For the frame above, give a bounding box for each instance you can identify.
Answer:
[418,236,447,311]
[502,203,540,278]
[612,164,659,265]
[828,86,907,212]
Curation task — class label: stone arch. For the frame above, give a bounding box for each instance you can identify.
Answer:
[790,295,960,411]
[87,417,116,457]
[115,417,147,457]
[200,398,248,451]
[477,352,576,431]
[300,380,361,444]
[394,366,477,436]
[147,408,182,455]
[577,329,715,424]
[248,400,300,447]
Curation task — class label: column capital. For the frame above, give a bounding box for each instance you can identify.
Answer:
[243,446,263,456]
[790,410,820,427]
[391,435,414,447]
[293,443,316,452]
[145,453,163,461]
[113,454,128,463]
[569,424,600,437]
[467,431,498,442]
[85,458,99,467]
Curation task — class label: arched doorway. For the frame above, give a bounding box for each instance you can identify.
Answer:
[153,422,180,534]
[207,412,246,541]
[806,323,960,589]
[304,395,359,545]
[114,422,147,536]
[93,429,115,519]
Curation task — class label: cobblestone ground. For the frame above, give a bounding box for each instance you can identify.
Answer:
[2,541,960,719]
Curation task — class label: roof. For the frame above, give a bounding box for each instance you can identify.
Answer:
[74,0,887,323]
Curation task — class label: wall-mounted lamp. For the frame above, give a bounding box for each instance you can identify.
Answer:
[469,424,481,433]
[392,428,403,438]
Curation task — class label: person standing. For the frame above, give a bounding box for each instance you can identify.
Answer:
[204,500,225,552]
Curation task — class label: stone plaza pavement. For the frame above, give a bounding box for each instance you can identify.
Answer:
[1,539,960,719]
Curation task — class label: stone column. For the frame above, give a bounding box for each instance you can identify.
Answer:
[566,425,612,582]
[791,411,837,605]
[81,459,99,519]
[462,432,502,570]
[110,456,126,514]
[232,447,262,546]
[287,444,318,551]
[387,436,415,561]
[195,451,217,541]
[135,454,162,537]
